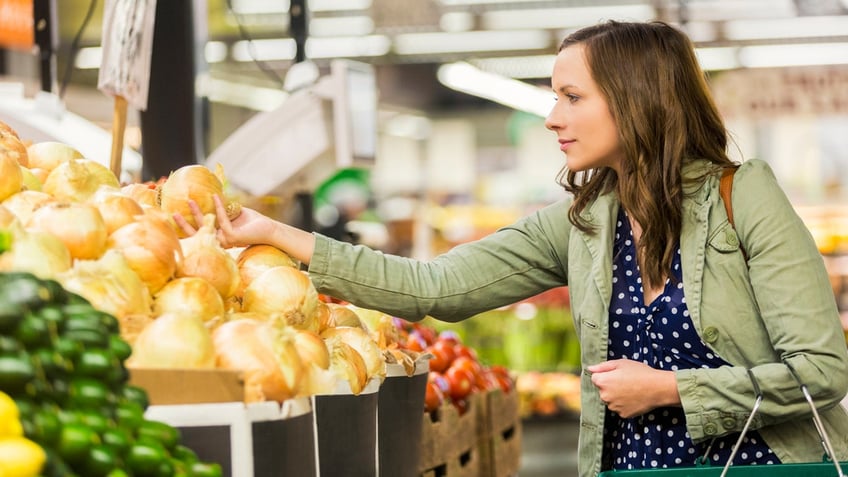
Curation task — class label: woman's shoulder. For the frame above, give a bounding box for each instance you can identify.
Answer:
[733,159,781,191]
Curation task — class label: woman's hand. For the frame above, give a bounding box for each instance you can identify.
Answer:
[588,359,681,418]
[172,195,316,264]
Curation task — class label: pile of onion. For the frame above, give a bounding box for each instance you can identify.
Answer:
[28,201,107,260]
[0,221,72,279]
[26,141,83,173]
[128,313,216,369]
[43,158,119,203]
[0,153,22,202]
[152,276,225,325]
[178,214,240,300]
[108,213,182,294]
[235,244,298,297]
[59,249,152,319]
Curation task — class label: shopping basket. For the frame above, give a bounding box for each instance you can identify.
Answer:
[599,366,848,477]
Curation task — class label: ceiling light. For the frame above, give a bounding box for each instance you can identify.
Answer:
[395,30,552,55]
[205,41,228,63]
[440,12,475,32]
[471,55,556,79]
[738,42,848,68]
[724,16,848,40]
[309,16,375,37]
[231,39,297,62]
[481,5,656,30]
[695,47,740,71]
[437,62,553,117]
[309,0,371,12]
[306,35,390,58]
[197,75,288,112]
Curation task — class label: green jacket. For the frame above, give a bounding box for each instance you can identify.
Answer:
[308,159,848,476]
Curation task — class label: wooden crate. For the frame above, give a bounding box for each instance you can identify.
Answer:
[419,392,487,476]
[478,389,522,477]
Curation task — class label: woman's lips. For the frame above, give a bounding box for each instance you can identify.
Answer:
[559,139,575,152]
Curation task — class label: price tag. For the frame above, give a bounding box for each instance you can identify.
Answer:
[97,0,157,111]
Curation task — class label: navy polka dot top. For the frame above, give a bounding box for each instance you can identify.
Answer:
[603,209,779,470]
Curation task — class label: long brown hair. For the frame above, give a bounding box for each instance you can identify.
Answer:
[557,20,736,287]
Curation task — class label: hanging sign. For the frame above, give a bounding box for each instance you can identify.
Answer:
[97,0,157,112]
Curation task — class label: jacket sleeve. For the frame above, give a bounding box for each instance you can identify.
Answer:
[307,200,571,322]
[678,159,848,440]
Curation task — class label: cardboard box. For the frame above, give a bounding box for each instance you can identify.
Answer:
[478,389,522,477]
[145,397,316,477]
[419,391,486,476]
[129,368,247,404]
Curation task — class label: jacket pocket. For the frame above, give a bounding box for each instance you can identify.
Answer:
[707,222,741,254]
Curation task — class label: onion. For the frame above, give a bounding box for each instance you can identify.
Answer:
[235,244,298,296]
[28,201,107,260]
[43,158,120,202]
[326,303,364,329]
[242,266,319,331]
[178,214,240,300]
[108,214,182,294]
[128,312,215,369]
[159,164,241,233]
[0,205,15,228]
[89,186,144,235]
[326,340,368,395]
[26,141,83,173]
[294,329,330,370]
[348,305,401,348]
[0,154,22,202]
[0,222,72,279]
[213,319,305,402]
[321,326,387,383]
[58,249,152,318]
[1,190,54,225]
[19,166,42,191]
[0,128,28,167]
[121,183,159,208]
[153,276,225,324]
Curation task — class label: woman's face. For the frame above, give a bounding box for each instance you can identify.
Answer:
[545,44,623,173]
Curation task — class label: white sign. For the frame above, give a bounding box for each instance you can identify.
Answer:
[97,0,157,111]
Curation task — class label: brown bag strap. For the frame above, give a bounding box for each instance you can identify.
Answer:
[719,166,748,260]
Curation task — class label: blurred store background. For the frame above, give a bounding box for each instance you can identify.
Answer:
[3,1,848,475]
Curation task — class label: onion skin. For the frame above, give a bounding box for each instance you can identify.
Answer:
[89,186,144,235]
[0,154,22,202]
[28,201,107,260]
[121,183,159,208]
[242,266,319,331]
[159,165,241,233]
[0,223,72,279]
[2,190,54,226]
[108,215,182,295]
[153,276,226,324]
[213,319,305,402]
[43,159,120,203]
[26,141,83,173]
[235,244,298,296]
[128,312,216,369]
[0,125,28,167]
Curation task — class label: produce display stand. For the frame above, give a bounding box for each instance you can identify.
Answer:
[379,360,430,477]
[419,391,487,477]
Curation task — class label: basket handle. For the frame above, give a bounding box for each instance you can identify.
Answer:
[719,370,764,477]
[784,360,847,477]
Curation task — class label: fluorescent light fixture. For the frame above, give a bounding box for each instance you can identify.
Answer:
[231,39,297,62]
[676,0,796,21]
[306,35,390,58]
[681,21,718,43]
[385,113,431,140]
[197,75,289,112]
[309,16,374,37]
[230,0,289,15]
[695,47,739,71]
[395,30,551,55]
[724,16,848,40]
[205,41,228,64]
[437,62,553,117]
[482,5,656,30]
[309,0,371,12]
[440,11,475,32]
[74,47,102,69]
[439,0,550,4]
[738,42,848,68]
[471,54,555,79]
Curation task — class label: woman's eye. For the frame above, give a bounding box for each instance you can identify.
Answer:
[566,94,579,103]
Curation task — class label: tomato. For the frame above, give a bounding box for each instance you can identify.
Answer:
[453,344,478,362]
[452,356,483,378]
[438,330,462,345]
[426,340,456,373]
[428,372,450,395]
[404,332,427,352]
[444,366,474,401]
[424,381,444,413]
[411,324,436,346]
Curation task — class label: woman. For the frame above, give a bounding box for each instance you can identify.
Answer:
[183,20,848,476]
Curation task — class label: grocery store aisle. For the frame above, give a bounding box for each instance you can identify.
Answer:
[518,417,580,477]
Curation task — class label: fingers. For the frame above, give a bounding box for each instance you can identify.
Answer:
[172,213,197,236]
[587,360,618,374]
[188,199,204,227]
[213,195,233,235]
